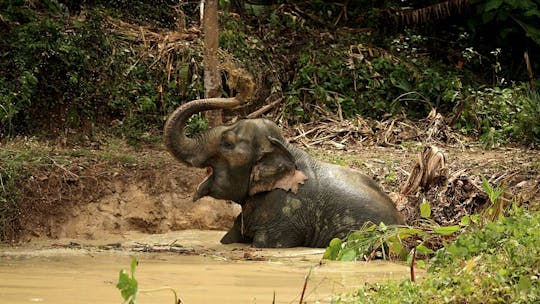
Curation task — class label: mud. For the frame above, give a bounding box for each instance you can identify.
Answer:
[13,152,241,241]
[0,230,411,303]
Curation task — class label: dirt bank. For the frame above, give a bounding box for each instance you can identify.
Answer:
[3,137,539,243]
[7,145,240,241]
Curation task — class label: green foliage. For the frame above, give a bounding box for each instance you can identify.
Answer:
[453,85,540,147]
[0,149,29,241]
[323,222,415,261]
[335,206,540,304]
[284,39,462,122]
[482,175,504,203]
[1,1,537,147]
[0,141,64,241]
[324,178,515,266]
[323,200,463,263]
[116,257,181,304]
[117,257,139,304]
[0,1,205,141]
[515,88,540,144]
[428,206,539,303]
[65,0,183,28]
[1,2,110,135]
[471,0,540,46]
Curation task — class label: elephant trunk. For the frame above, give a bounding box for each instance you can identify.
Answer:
[163,71,253,167]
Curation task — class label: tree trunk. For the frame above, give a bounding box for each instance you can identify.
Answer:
[202,0,222,126]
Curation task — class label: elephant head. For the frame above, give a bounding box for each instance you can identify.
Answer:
[164,77,306,203]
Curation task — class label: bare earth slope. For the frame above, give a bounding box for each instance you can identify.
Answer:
[6,136,538,243]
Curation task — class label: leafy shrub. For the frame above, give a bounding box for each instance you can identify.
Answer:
[284,40,463,122]
[0,152,26,241]
[0,1,205,141]
[0,1,112,135]
[452,85,540,147]
[323,201,463,266]
[335,206,539,304]
[515,88,540,144]
[470,0,540,46]
[0,143,53,241]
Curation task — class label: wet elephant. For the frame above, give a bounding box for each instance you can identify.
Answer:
[164,87,404,248]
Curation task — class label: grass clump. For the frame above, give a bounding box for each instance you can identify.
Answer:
[333,205,540,304]
[0,141,53,241]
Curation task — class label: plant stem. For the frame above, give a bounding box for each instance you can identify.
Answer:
[299,267,312,304]
[139,287,182,304]
[410,247,417,282]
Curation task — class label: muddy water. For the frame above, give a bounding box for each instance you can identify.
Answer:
[0,230,411,304]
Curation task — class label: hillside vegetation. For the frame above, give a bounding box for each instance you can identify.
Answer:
[1,1,539,302]
[1,0,539,145]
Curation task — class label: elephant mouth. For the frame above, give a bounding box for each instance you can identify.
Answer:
[193,167,214,201]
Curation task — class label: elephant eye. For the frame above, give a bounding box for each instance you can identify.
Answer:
[222,132,236,150]
[222,139,235,150]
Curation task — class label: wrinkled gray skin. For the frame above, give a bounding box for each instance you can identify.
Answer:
[164,98,404,248]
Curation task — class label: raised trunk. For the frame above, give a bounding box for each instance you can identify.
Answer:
[163,71,254,167]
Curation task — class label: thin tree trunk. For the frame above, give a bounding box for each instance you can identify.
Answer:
[202,0,222,126]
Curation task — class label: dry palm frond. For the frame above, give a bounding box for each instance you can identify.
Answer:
[289,115,374,149]
[401,145,448,196]
[286,109,465,149]
[393,0,471,26]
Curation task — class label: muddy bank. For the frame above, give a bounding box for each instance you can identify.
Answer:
[11,149,241,241]
[6,140,539,242]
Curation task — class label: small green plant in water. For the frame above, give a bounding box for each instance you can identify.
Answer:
[117,258,139,304]
[116,257,182,304]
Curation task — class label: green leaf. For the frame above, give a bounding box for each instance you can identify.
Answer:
[416,243,435,255]
[130,257,138,276]
[484,0,504,11]
[323,238,342,260]
[397,227,426,239]
[433,225,460,236]
[481,176,492,195]
[387,237,404,256]
[481,176,504,203]
[340,248,358,261]
[116,257,139,304]
[420,201,431,219]
[459,215,471,227]
[517,276,532,293]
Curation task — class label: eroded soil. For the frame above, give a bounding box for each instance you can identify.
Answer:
[9,148,240,241]
[6,138,539,243]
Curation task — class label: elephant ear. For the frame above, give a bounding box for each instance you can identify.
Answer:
[249,136,307,196]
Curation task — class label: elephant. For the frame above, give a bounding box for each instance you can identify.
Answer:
[164,83,404,248]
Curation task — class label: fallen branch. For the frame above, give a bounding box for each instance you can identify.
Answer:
[49,157,79,181]
[246,97,284,119]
